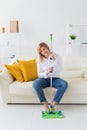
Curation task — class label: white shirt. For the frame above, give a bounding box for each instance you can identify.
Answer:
[37,53,62,78]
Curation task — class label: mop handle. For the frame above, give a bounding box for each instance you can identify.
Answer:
[49,34,53,105]
[50,33,52,41]
[50,33,52,53]
[50,59,53,104]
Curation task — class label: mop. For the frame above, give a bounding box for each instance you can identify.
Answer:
[41,34,64,119]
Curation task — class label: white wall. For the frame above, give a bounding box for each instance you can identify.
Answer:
[0,0,87,68]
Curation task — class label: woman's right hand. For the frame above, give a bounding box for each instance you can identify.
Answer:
[46,67,54,75]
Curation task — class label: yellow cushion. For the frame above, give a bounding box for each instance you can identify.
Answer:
[5,62,24,82]
[17,59,38,82]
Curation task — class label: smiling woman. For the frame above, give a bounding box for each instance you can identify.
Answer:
[37,42,50,61]
[33,42,68,112]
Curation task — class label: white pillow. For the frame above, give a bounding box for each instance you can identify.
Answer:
[61,70,85,79]
[62,56,87,70]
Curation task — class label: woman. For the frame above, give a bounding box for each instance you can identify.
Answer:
[33,42,68,112]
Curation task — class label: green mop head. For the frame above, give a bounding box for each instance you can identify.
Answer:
[41,104,64,119]
[41,110,64,119]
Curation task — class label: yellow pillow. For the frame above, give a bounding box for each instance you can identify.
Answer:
[17,59,38,82]
[5,62,24,82]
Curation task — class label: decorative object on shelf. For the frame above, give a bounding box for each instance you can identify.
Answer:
[2,27,5,33]
[69,34,77,44]
[10,20,19,32]
[10,55,16,63]
[81,42,87,44]
[10,54,16,59]
[70,35,76,40]
[0,70,2,72]
[66,24,77,56]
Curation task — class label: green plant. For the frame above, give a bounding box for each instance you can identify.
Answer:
[69,35,76,40]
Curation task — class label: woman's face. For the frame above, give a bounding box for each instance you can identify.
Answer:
[40,46,50,58]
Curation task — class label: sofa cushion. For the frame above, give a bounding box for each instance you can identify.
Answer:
[5,62,24,82]
[9,80,57,97]
[9,81,35,96]
[9,78,87,98]
[17,59,38,82]
[65,78,87,95]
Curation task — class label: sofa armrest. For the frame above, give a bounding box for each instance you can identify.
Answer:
[0,69,14,103]
[0,69,14,84]
[0,78,11,103]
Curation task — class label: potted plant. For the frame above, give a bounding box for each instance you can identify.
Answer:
[69,35,77,44]
[69,35,76,40]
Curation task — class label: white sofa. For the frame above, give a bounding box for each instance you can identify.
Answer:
[0,56,87,104]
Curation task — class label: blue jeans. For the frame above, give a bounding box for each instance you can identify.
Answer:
[33,78,68,103]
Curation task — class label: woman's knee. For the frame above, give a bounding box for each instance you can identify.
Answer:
[33,79,40,90]
[62,80,68,90]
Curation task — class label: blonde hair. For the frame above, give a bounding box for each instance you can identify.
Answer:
[37,42,50,62]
